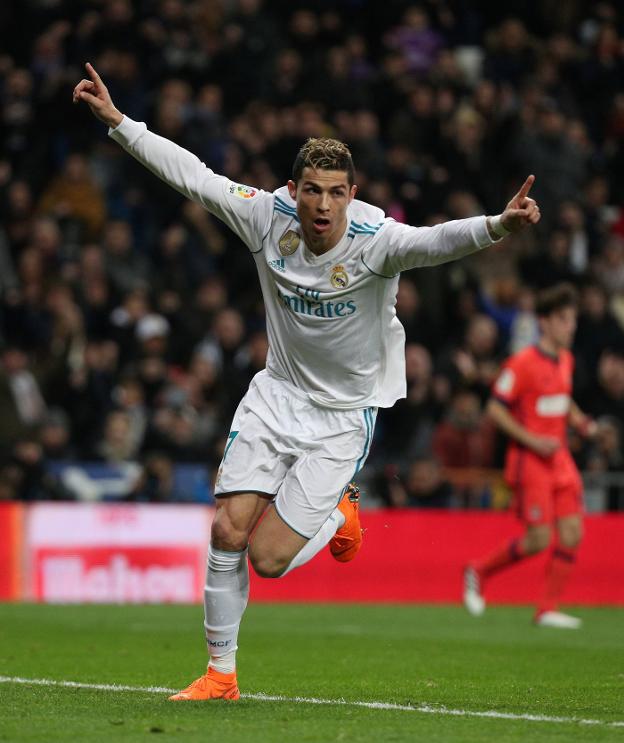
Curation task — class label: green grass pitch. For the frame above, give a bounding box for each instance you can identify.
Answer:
[1,603,623,742]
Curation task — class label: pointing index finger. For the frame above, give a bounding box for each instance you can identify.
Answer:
[85,62,101,82]
[517,174,535,200]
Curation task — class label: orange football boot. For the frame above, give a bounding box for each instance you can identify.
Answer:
[329,483,362,562]
[168,667,240,701]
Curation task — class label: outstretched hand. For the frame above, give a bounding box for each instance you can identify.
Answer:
[72,62,123,129]
[500,175,541,233]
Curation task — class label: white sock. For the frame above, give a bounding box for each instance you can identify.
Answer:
[280,507,345,576]
[208,649,237,674]
[204,544,249,674]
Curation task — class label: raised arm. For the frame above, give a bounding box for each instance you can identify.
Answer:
[74,62,222,206]
[368,176,542,277]
[73,63,271,249]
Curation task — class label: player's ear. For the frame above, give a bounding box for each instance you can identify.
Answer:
[349,184,358,202]
[287,180,297,200]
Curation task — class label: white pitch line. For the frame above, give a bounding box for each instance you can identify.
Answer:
[1,675,623,729]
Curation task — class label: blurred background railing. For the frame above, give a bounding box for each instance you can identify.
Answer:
[8,461,622,513]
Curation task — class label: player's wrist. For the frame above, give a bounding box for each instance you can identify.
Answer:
[576,416,596,438]
[525,432,547,453]
[487,214,510,240]
[106,109,124,129]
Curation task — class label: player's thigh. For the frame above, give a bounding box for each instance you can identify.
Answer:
[211,493,271,551]
[524,522,552,552]
[275,407,376,539]
[556,513,583,548]
[554,456,584,549]
[513,478,555,526]
[553,453,584,526]
[214,374,293,498]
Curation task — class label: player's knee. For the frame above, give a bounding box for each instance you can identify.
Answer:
[248,550,288,579]
[559,522,582,549]
[525,525,552,553]
[211,514,249,552]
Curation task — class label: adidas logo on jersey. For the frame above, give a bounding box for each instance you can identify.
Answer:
[268,258,286,273]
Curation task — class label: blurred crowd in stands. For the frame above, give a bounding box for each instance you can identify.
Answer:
[1,0,623,508]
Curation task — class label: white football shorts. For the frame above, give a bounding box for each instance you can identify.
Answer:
[214,370,377,538]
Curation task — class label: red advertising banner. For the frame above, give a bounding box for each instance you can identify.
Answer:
[33,547,204,603]
[249,510,624,605]
[25,502,211,603]
[0,502,23,600]
[8,504,624,605]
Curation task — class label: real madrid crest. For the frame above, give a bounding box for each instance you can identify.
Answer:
[279,230,300,256]
[330,264,349,289]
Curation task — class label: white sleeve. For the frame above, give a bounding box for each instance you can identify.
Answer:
[362,216,499,276]
[108,116,272,251]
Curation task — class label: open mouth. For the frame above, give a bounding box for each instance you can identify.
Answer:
[313,218,331,233]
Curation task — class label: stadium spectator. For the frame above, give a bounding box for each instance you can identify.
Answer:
[581,349,624,430]
[385,456,455,509]
[0,345,47,450]
[519,229,579,290]
[94,409,140,463]
[478,277,527,349]
[374,342,445,466]
[37,152,107,240]
[432,389,496,507]
[102,220,150,296]
[135,313,170,360]
[483,17,536,88]
[557,200,590,275]
[394,277,435,347]
[584,416,624,511]
[437,313,501,402]
[3,437,70,501]
[181,275,230,349]
[1,67,37,177]
[508,285,539,354]
[592,234,624,297]
[573,282,624,390]
[128,451,175,502]
[433,389,494,466]
[111,375,148,455]
[513,98,587,233]
[37,407,75,461]
[63,339,120,457]
[383,5,444,76]
[1,179,36,253]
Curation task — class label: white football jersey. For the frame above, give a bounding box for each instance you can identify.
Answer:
[110,117,497,409]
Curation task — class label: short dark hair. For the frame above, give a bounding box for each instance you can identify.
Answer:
[535,283,578,317]
[292,138,355,185]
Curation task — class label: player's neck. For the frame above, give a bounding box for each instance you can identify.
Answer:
[537,337,561,359]
[302,219,348,256]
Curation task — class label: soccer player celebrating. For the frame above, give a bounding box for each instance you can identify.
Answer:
[464,283,596,629]
[74,62,540,699]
